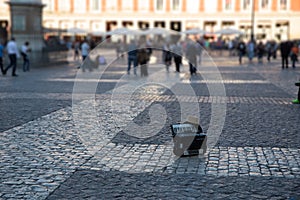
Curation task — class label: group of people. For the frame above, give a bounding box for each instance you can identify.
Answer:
[126,39,152,76]
[236,38,299,68]
[0,37,31,77]
[125,38,204,77]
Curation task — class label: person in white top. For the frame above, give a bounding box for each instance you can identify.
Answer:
[21,41,31,72]
[3,37,20,76]
[81,40,90,61]
[80,40,90,71]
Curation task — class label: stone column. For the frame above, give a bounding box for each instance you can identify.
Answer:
[6,0,45,51]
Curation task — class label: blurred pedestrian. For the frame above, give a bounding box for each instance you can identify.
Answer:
[237,40,246,64]
[280,41,292,69]
[137,44,150,77]
[171,42,182,72]
[272,41,278,59]
[3,37,20,77]
[81,39,90,61]
[73,40,80,61]
[21,41,31,72]
[266,41,272,62]
[290,43,299,68]
[162,43,172,72]
[127,40,138,75]
[0,40,4,74]
[257,41,265,63]
[247,40,255,64]
[80,39,90,72]
[186,41,198,75]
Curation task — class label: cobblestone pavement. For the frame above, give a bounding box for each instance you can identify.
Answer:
[1,51,300,199]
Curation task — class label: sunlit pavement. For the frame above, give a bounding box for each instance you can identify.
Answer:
[0,50,300,199]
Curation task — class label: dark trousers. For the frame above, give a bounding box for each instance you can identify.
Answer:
[127,56,137,74]
[5,54,17,75]
[282,56,289,68]
[22,54,30,72]
[174,56,182,72]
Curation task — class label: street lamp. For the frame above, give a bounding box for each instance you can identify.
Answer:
[251,0,255,42]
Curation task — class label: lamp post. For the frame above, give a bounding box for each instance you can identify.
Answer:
[250,0,255,42]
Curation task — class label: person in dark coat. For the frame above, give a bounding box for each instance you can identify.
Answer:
[280,41,292,69]
[185,42,198,75]
[137,44,150,77]
[237,40,246,64]
[256,41,265,63]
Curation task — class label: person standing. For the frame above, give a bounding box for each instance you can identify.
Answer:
[73,40,80,61]
[237,40,246,64]
[80,39,90,71]
[21,41,31,72]
[137,44,150,77]
[171,42,182,73]
[291,43,299,68]
[0,40,4,74]
[247,40,255,64]
[3,37,20,76]
[127,40,138,75]
[280,41,292,69]
[163,43,172,72]
[256,41,265,63]
[185,41,198,75]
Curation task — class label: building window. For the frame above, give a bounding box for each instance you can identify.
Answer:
[205,0,217,12]
[171,0,181,12]
[106,0,117,11]
[155,0,165,12]
[278,0,289,11]
[186,0,199,13]
[13,15,25,31]
[241,0,251,11]
[138,0,149,12]
[58,0,70,12]
[42,0,55,12]
[90,0,102,12]
[122,0,133,12]
[74,0,86,13]
[260,0,271,11]
[224,0,235,11]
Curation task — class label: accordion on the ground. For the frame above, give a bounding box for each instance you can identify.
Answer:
[170,122,207,157]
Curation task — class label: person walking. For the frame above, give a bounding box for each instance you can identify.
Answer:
[127,40,138,75]
[73,40,80,61]
[290,43,299,68]
[237,40,246,64]
[80,39,90,71]
[256,41,265,63]
[247,40,255,64]
[280,41,292,69]
[185,41,198,75]
[21,41,31,72]
[163,43,172,72]
[171,42,182,73]
[3,37,20,77]
[0,40,4,74]
[137,44,150,77]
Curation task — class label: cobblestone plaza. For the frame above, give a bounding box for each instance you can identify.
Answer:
[0,49,300,199]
